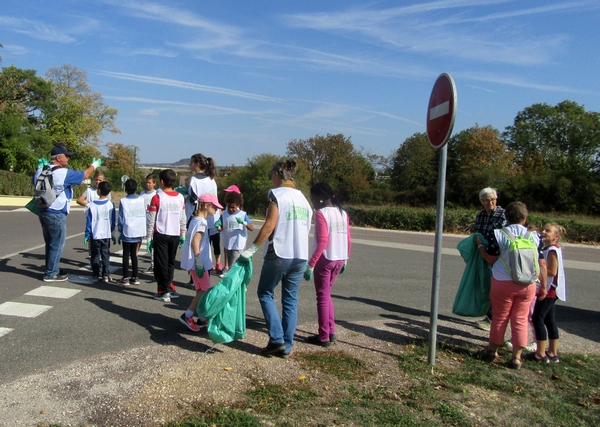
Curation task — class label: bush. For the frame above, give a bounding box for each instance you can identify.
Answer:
[0,169,35,196]
[346,206,600,244]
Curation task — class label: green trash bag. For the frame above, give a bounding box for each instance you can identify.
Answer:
[452,233,491,317]
[197,257,253,344]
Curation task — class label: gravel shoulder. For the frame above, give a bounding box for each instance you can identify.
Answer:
[1,317,598,427]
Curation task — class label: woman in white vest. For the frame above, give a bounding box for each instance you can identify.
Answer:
[240,159,312,358]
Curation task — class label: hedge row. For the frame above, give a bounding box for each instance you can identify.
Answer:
[0,170,35,196]
[346,206,600,244]
[0,169,83,198]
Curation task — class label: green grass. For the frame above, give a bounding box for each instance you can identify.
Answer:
[152,339,600,426]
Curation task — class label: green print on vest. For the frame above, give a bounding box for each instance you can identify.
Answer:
[163,203,182,212]
[127,208,146,218]
[330,221,346,232]
[286,206,309,221]
[98,210,110,219]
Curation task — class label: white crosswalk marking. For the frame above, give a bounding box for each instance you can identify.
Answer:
[0,302,53,318]
[25,286,81,299]
[0,327,13,338]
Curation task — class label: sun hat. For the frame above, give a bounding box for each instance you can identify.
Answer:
[223,185,241,193]
[199,193,223,209]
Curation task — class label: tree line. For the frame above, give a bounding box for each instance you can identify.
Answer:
[1,61,598,215]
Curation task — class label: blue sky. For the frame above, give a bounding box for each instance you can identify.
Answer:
[1,0,599,166]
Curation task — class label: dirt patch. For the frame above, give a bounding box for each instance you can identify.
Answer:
[0,318,597,427]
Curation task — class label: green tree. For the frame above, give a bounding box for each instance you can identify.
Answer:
[103,142,141,189]
[503,100,600,213]
[447,124,516,207]
[390,132,438,205]
[0,66,56,173]
[223,153,281,215]
[44,64,120,170]
[285,133,370,201]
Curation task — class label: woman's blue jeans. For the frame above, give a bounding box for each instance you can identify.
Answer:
[38,210,67,277]
[257,257,305,354]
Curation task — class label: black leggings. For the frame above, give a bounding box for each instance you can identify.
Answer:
[531,297,559,341]
[122,241,140,278]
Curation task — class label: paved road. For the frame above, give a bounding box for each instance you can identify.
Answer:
[0,207,598,384]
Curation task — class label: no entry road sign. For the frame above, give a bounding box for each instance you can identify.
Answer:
[426,73,457,149]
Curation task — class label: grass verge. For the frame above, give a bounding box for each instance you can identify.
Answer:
[160,339,600,427]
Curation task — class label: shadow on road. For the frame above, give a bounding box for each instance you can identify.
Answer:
[86,297,220,353]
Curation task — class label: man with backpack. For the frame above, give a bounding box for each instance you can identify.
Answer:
[34,145,101,282]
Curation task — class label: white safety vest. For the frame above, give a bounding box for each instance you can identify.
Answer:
[120,197,147,239]
[155,192,185,236]
[544,245,567,301]
[313,207,349,261]
[222,209,248,251]
[180,216,211,271]
[89,200,114,240]
[267,187,312,260]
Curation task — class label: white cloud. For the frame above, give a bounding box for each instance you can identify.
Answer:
[140,109,159,116]
[96,71,282,102]
[0,16,76,43]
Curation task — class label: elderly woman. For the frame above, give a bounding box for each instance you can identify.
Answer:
[475,188,507,330]
[475,202,547,369]
[240,159,312,358]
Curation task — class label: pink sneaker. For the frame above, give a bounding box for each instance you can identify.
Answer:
[179,314,200,332]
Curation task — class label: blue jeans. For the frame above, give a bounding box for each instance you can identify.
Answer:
[38,210,67,277]
[257,257,305,354]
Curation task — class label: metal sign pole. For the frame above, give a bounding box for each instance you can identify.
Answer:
[428,143,448,365]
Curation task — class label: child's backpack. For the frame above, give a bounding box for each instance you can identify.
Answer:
[499,228,539,285]
[33,166,60,208]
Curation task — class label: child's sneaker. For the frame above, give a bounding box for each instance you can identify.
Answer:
[195,318,208,329]
[129,277,140,285]
[153,292,171,302]
[116,277,130,285]
[170,291,180,299]
[179,313,200,332]
[103,276,113,283]
[214,262,223,275]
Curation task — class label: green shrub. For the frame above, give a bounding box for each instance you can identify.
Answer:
[0,169,35,196]
[346,206,600,243]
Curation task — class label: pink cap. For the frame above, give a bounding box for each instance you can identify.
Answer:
[223,185,241,193]
[198,193,223,209]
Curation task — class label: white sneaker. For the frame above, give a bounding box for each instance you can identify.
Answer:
[525,342,537,352]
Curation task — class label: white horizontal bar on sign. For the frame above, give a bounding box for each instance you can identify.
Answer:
[430,101,449,120]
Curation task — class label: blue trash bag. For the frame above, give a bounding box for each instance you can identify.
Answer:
[197,257,253,344]
[452,233,491,317]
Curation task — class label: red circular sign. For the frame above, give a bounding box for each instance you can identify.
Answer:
[426,73,457,149]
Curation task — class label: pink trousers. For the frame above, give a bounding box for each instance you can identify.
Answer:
[314,257,345,342]
[489,277,536,348]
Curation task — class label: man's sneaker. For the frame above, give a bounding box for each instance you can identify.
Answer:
[129,277,140,285]
[116,277,130,285]
[261,342,285,355]
[153,292,171,302]
[475,316,492,331]
[43,273,68,282]
[276,351,290,359]
[170,291,180,299]
[179,314,200,332]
